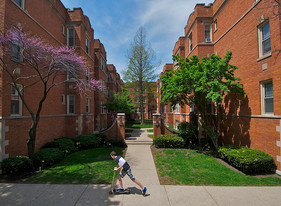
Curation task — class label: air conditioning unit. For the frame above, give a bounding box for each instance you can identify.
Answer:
[205,38,211,43]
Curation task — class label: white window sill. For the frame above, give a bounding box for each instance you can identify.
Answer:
[257,53,272,62]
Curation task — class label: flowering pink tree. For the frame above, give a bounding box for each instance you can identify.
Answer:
[0,27,101,159]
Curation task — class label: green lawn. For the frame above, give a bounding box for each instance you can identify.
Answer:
[25,148,125,184]
[147,129,153,133]
[126,122,153,128]
[153,148,281,186]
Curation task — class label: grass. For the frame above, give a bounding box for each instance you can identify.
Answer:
[25,148,125,184]
[153,148,281,186]
[147,129,153,133]
[126,122,153,128]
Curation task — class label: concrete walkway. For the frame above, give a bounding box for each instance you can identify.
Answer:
[1,128,281,205]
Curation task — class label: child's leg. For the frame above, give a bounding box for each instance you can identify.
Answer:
[132,179,144,190]
[118,175,124,189]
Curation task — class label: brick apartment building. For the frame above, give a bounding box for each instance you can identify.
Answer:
[0,0,121,160]
[127,82,157,120]
[157,0,281,173]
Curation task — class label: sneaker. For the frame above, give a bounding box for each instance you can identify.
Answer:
[117,188,124,192]
[142,187,147,196]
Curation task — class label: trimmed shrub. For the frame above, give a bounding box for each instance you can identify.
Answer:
[218,146,277,174]
[105,138,127,148]
[42,138,77,156]
[153,134,184,148]
[73,134,100,150]
[33,148,64,168]
[178,121,197,147]
[1,156,33,175]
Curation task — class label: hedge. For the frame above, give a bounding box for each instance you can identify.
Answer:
[33,148,64,168]
[153,134,185,148]
[1,156,33,175]
[42,137,77,156]
[217,146,277,174]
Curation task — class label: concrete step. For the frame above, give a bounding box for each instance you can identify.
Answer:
[126,141,153,145]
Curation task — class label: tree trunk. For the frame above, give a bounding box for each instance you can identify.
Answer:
[27,123,37,160]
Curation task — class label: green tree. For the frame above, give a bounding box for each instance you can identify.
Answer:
[160,51,245,149]
[103,90,135,115]
[124,27,158,124]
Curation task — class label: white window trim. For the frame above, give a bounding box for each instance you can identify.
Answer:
[67,95,75,114]
[260,80,274,115]
[188,31,193,53]
[204,24,212,43]
[258,20,271,58]
[86,38,90,54]
[62,94,65,105]
[67,27,75,47]
[11,84,23,116]
[13,0,25,9]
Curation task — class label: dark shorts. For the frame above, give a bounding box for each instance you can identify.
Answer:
[119,168,135,181]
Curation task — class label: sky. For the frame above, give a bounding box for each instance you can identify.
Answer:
[60,0,214,79]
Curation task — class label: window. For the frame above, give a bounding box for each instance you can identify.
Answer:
[101,102,106,114]
[100,80,105,93]
[61,94,65,105]
[188,32,193,52]
[261,80,273,114]
[214,20,217,31]
[67,28,74,47]
[67,95,75,114]
[113,75,116,84]
[67,70,75,80]
[11,28,23,62]
[258,21,271,57]
[175,103,180,114]
[134,97,139,103]
[86,38,90,54]
[169,105,173,113]
[107,73,111,82]
[13,0,25,9]
[86,69,89,83]
[107,89,110,98]
[62,25,65,35]
[204,24,212,42]
[100,58,106,72]
[164,105,167,113]
[11,85,22,115]
[86,98,90,113]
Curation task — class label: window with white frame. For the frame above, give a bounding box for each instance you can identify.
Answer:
[11,84,22,115]
[85,69,89,83]
[67,95,75,114]
[214,20,217,31]
[188,32,193,52]
[11,28,23,62]
[261,80,273,114]
[100,102,106,114]
[86,38,90,54]
[258,21,271,57]
[67,27,74,47]
[13,0,25,9]
[62,25,65,35]
[61,94,65,105]
[204,24,212,42]
[175,103,180,114]
[86,97,90,113]
[100,58,106,72]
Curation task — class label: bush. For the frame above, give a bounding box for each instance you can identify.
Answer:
[42,138,77,156]
[1,156,33,175]
[33,148,64,168]
[217,146,277,174]
[105,138,127,148]
[74,134,102,150]
[178,121,197,147]
[153,134,185,148]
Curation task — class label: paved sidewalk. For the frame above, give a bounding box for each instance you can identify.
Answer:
[1,128,281,206]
